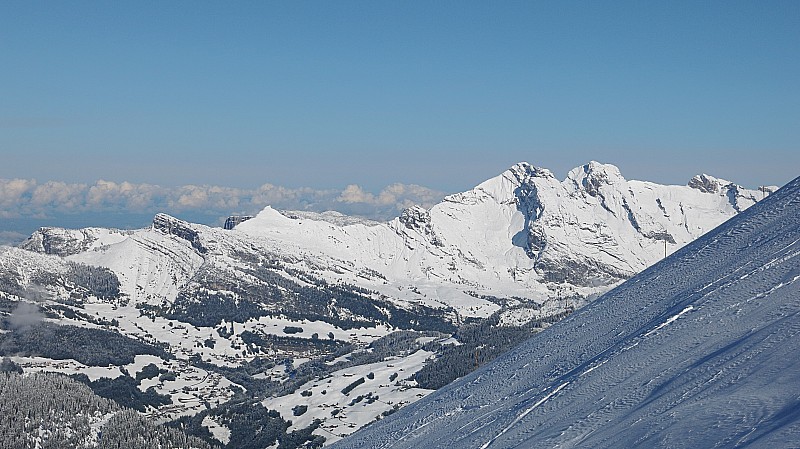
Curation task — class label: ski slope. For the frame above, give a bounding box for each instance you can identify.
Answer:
[331,174,800,449]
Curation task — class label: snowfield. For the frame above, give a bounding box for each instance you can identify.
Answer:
[264,348,435,445]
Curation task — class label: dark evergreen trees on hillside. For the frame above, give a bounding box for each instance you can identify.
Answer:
[98,410,213,449]
[413,312,571,389]
[64,262,121,300]
[0,322,169,366]
[0,357,22,374]
[164,262,455,334]
[172,399,325,449]
[0,372,211,449]
[71,374,172,412]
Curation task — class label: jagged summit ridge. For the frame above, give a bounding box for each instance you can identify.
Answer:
[233,161,766,308]
[444,162,552,207]
[566,161,625,197]
[152,213,207,254]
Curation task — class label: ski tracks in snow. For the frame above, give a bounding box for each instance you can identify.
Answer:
[478,382,570,449]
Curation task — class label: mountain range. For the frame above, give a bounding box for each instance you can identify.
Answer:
[0,161,776,447]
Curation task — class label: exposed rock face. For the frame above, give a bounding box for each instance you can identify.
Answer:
[223,215,254,230]
[20,228,95,256]
[688,173,726,193]
[152,213,207,254]
[510,167,546,260]
[687,174,762,213]
[569,161,625,198]
[398,205,430,230]
[398,206,442,247]
[19,227,132,257]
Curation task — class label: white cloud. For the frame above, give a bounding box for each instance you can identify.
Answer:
[86,180,163,210]
[0,178,36,208]
[338,183,443,209]
[338,184,375,204]
[31,181,87,209]
[0,177,447,223]
[174,185,209,209]
[170,185,244,211]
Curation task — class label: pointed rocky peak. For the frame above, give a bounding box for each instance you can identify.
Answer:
[567,161,625,197]
[505,162,555,183]
[152,213,190,232]
[396,205,442,246]
[399,205,431,230]
[687,173,772,214]
[445,162,554,206]
[688,174,732,194]
[495,163,555,196]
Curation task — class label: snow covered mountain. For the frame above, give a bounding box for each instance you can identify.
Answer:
[232,162,770,321]
[15,161,767,323]
[0,161,774,446]
[330,174,800,449]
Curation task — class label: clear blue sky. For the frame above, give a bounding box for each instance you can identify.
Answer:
[2,0,798,192]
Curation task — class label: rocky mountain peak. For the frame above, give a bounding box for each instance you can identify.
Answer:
[567,161,625,197]
[19,227,96,256]
[505,162,555,182]
[445,162,553,207]
[688,174,730,193]
[397,205,441,246]
[152,213,207,254]
[398,205,431,229]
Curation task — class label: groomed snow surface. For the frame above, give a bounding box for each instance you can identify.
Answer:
[331,175,800,448]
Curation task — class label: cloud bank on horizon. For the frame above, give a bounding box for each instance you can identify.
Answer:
[0,177,445,224]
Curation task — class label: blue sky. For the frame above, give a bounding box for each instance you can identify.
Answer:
[1,1,798,237]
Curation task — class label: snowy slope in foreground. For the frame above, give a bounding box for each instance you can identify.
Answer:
[332,175,800,449]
